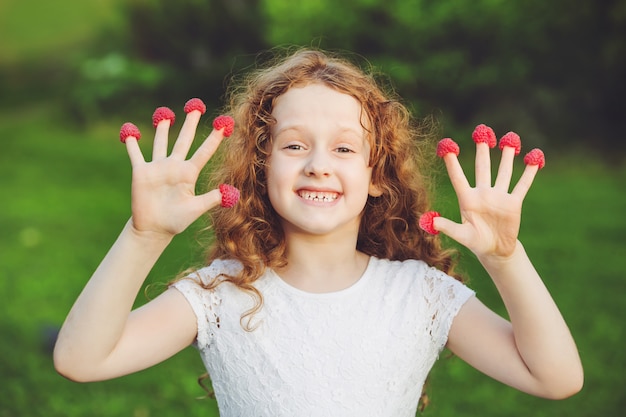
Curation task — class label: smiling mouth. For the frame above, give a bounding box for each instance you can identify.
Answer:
[298,190,339,202]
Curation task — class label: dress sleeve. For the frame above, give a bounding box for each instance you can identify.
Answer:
[170,266,224,351]
[422,266,475,352]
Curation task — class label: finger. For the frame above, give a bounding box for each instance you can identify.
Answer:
[151,107,175,160]
[191,188,224,215]
[442,153,471,194]
[495,131,522,192]
[511,164,539,199]
[152,121,171,161]
[189,128,226,171]
[433,216,471,247]
[494,147,516,192]
[474,142,492,187]
[171,110,203,159]
[125,137,145,167]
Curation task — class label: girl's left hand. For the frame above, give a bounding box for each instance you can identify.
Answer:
[432,133,542,260]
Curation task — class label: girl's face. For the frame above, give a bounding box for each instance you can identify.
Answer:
[266,83,381,238]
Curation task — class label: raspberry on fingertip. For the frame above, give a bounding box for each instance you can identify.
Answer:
[437,138,460,158]
[213,115,235,137]
[524,148,546,169]
[184,98,207,115]
[419,211,440,235]
[499,132,522,155]
[472,124,497,148]
[219,183,240,208]
[119,122,141,143]
[152,106,176,128]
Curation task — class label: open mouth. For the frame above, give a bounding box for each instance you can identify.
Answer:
[298,190,339,202]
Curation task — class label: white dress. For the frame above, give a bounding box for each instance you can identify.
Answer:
[172,256,474,417]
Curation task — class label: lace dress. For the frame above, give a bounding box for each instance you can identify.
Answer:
[172,256,474,417]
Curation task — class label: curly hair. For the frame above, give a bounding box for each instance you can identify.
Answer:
[192,47,462,324]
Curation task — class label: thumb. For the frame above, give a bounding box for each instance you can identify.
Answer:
[433,216,475,249]
[432,215,459,236]
[193,189,223,214]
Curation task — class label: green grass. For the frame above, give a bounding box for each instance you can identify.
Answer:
[1,101,625,416]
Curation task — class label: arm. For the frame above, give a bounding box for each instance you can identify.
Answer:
[434,137,583,399]
[54,106,229,382]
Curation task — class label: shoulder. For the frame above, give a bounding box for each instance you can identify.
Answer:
[183,258,244,287]
[370,256,472,297]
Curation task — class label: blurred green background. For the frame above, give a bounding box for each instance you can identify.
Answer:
[1,0,624,416]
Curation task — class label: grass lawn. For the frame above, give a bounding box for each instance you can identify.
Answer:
[0,100,624,416]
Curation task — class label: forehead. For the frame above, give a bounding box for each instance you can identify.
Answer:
[271,83,370,135]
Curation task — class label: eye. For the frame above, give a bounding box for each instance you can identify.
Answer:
[285,144,303,150]
[335,146,354,153]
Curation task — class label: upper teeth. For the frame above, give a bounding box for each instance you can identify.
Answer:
[299,191,337,202]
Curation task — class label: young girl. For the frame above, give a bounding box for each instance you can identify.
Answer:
[54,48,583,416]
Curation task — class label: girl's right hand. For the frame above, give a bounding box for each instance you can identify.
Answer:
[123,105,230,238]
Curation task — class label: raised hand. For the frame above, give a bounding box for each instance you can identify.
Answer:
[420,124,545,260]
[119,99,237,238]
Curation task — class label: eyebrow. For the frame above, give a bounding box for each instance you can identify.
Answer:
[273,124,365,139]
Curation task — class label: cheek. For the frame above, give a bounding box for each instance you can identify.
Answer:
[265,158,289,198]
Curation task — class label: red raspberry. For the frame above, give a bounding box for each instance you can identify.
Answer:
[523,148,545,169]
[499,132,522,155]
[418,211,440,235]
[184,98,207,115]
[436,138,460,158]
[152,106,175,128]
[219,184,240,208]
[472,124,497,148]
[213,115,235,137]
[119,122,141,143]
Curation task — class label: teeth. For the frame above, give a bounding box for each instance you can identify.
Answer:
[299,191,338,202]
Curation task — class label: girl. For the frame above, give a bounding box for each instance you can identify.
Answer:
[54,49,583,416]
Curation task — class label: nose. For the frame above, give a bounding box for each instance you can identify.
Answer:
[304,148,332,177]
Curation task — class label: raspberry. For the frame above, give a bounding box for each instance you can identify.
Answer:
[152,106,175,128]
[472,124,497,148]
[523,148,545,169]
[436,138,460,158]
[183,98,207,115]
[219,184,240,208]
[499,132,522,155]
[418,211,440,235]
[213,115,235,137]
[119,122,141,143]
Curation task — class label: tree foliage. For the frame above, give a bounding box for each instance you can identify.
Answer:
[69,0,626,152]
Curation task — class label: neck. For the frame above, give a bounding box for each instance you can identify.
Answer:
[274,232,369,293]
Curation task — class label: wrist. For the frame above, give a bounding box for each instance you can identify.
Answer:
[477,240,526,272]
[125,218,175,247]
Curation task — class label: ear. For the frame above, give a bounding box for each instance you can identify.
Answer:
[368,182,383,197]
